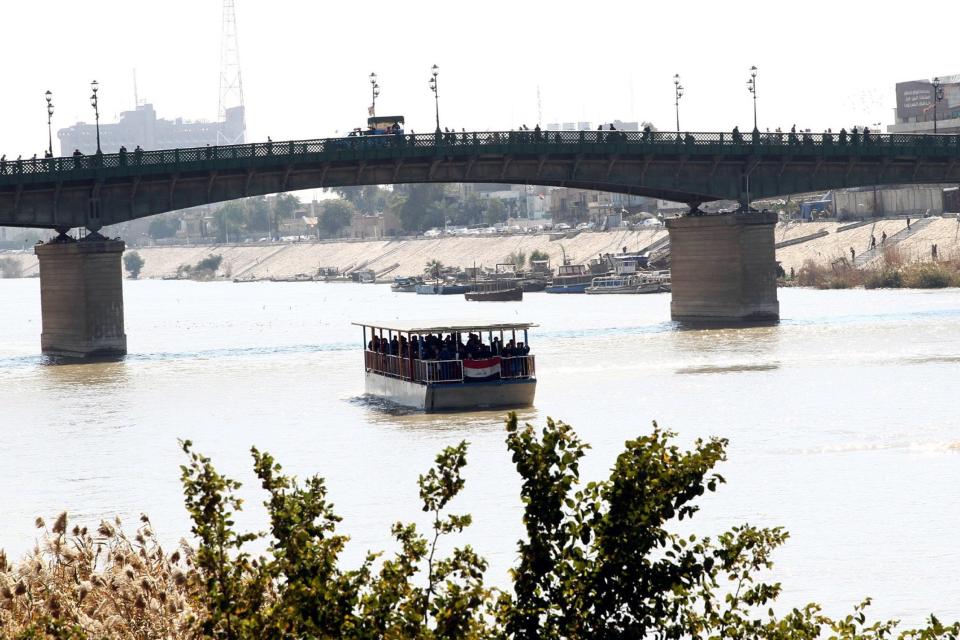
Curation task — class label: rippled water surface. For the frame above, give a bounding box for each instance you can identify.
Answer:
[2,279,959,623]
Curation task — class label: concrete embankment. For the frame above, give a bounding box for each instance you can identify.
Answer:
[3,218,959,280]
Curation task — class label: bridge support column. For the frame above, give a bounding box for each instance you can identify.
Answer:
[666,212,779,323]
[34,237,127,358]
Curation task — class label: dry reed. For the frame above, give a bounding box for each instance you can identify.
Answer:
[0,513,197,639]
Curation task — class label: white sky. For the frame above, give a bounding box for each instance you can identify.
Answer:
[1,0,958,159]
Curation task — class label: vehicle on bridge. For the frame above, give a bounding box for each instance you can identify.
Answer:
[357,321,536,412]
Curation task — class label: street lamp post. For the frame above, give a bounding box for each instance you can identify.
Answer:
[932,77,945,133]
[45,90,54,158]
[429,64,440,132]
[673,73,683,133]
[747,66,758,131]
[369,72,380,118]
[90,80,101,154]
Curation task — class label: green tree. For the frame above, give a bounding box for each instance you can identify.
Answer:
[424,259,444,281]
[148,217,179,239]
[320,200,355,237]
[331,186,388,214]
[273,193,300,220]
[216,201,246,242]
[484,198,508,225]
[528,249,549,267]
[505,251,526,269]
[122,251,144,279]
[245,197,272,235]
[392,184,447,233]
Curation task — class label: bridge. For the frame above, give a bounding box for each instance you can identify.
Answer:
[2,129,959,358]
[3,129,960,230]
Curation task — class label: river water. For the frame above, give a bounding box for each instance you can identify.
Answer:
[2,280,959,624]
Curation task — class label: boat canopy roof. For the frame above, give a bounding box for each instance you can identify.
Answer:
[353,321,537,334]
[367,115,405,126]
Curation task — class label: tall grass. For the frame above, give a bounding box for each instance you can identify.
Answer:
[0,513,195,638]
[797,251,960,290]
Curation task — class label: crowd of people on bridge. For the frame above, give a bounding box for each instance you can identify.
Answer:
[368,331,530,361]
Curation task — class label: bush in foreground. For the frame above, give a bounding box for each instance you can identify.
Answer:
[1,415,958,639]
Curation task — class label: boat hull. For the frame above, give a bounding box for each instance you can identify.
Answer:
[365,372,536,412]
[465,287,523,301]
[416,284,471,295]
[545,283,590,294]
[585,283,665,294]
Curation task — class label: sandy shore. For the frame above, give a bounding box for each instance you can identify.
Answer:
[3,218,958,280]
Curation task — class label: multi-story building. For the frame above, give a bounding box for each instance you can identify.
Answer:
[887,75,960,134]
[57,103,245,155]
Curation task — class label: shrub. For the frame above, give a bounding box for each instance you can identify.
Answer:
[0,257,22,279]
[863,267,903,289]
[123,251,145,279]
[2,415,959,639]
[902,262,957,288]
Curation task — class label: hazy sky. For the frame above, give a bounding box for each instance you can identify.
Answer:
[2,0,958,158]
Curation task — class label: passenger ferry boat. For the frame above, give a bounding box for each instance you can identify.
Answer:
[355,321,537,412]
[585,272,668,294]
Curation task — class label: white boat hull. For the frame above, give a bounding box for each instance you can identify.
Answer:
[365,372,536,412]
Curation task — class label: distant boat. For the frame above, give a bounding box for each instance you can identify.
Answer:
[391,276,424,292]
[585,271,670,294]
[416,283,471,295]
[465,285,523,301]
[545,262,594,294]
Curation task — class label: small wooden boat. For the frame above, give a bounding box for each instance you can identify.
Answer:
[465,286,523,301]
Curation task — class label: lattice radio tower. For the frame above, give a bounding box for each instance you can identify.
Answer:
[217,0,246,144]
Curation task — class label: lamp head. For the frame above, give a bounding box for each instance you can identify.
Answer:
[45,90,52,103]
[369,72,377,84]
[91,79,98,94]
[750,65,757,78]
[432,64,439,77]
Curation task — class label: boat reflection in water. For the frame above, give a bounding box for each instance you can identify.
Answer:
[356,321,536,412]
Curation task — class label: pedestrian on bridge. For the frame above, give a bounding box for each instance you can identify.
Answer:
[850,246,856,262]
[881,231,887,245]
[870,235,876,250]
[906,217,911,230]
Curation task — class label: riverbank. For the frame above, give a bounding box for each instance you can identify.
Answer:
[2,217,958,281]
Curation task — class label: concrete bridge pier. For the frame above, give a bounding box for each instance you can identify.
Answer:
[666,211,779,323]
[34,233,127,358]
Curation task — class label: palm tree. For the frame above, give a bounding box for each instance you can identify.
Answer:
[424,259,444,282]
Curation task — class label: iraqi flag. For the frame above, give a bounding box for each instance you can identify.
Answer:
[463,357,501,380]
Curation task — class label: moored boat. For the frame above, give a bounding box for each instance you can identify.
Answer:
[391,276,424,292]
[545,262,596,294]
[355,321,537,412]
[416,283,472,295]
[585,271,670,294]
[465,286,523,301]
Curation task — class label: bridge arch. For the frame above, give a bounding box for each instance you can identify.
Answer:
[2,130,958,231]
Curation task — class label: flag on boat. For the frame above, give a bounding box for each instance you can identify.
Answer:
[463,357,501,380]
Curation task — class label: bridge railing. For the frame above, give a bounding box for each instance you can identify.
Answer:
[2,128,960,180]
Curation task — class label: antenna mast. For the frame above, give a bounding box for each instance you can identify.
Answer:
[217,0,246,144]
[537,85,542,125]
